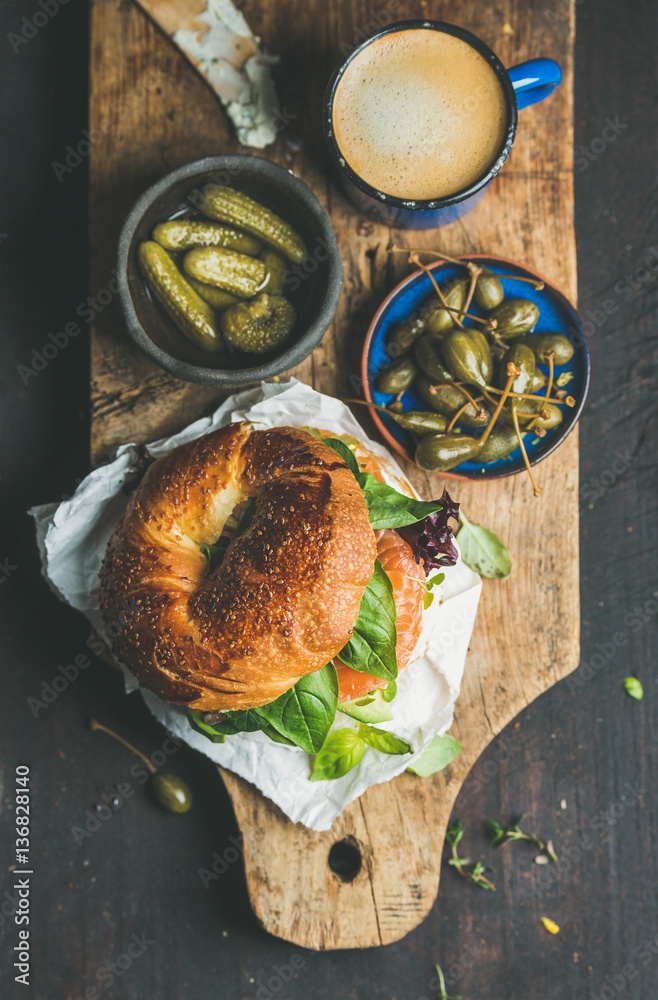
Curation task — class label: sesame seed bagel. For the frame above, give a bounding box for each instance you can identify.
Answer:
[98,423,377,711]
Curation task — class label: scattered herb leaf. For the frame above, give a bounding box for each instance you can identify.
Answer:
[556,371,574,387]
[423,570,446,608]
[445,820,496,890]
[434,963,463,1000]
[623,676,643,700]
[457,511,511,579]
[407,734,462,777]
[541,916,560,934]
[487,815,558,862]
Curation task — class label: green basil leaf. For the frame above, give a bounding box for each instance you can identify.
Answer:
[260,723,296,746]
[456,512,511,579]
[355,473,446,530]
[360,723,412,755]
[257,663,338,753]
[623,676,644,700]
[199,497,256,575]
[199,537,231,574]
[321,437,360,476]
[235,496,256,535]
[406,734,463,777]
[187,706,269,738]
[310,728,365,781]
[338,559,398,680]
[187,709,228,743]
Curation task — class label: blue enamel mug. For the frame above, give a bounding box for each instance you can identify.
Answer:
[323,20,562,229]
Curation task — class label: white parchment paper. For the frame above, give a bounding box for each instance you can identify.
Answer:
[31,380,481,830]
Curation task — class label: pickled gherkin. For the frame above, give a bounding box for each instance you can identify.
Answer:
[152,219,262,255]
[137,241,223,352]
[186,276,239,311]
[191,184,308,263]
[221,293,295,354]
[259,248,288,295]
[183,246,266,299]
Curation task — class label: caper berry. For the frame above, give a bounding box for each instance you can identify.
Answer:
[488,298,540,338]
[423,278,468,334]
[415,432,481,472]
[386,316,426,359]
[473,267,504,311]
[413,333,454,383]
[152,773,193,814]
[442,330,488,388]
[375,355,418,394]
[525,332,575,366]
[476,425,522,463]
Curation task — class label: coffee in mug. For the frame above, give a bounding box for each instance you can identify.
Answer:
[331,27,507,201]
[325,20,562,228]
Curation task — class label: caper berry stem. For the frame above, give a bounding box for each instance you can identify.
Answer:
[477,367,517,448]
[344,398,402,418]
[430,381,481,414]
[525,351,556,433]
[447,396,485,433]
[459,264,482,324]
[89,718,156,774]
[407,254,492,329]
[388,246,544,289]
[409,254,466,331]
[512,405,543,497]
[485,386,574,405]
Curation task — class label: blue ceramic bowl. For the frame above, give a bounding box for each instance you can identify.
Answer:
[362,256,590,480]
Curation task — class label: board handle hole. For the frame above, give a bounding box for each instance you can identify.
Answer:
[328,836,362,882]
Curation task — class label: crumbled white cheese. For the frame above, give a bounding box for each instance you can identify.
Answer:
[173,0,280,148]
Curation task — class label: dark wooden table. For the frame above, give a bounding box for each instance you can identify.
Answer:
[1,1,656,998]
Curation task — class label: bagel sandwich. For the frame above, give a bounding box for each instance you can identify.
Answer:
[98,421,459,777]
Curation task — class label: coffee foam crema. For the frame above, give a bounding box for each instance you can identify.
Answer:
[332,29,508,201]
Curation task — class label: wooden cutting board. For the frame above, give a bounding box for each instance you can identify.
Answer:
[89,0,578,950]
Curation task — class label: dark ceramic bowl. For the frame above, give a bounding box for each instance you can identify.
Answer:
[117,155,343,386]
[362,255,590,481]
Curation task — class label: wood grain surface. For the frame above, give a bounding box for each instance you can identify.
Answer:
[3,1,657,997]
[89,0,578,950]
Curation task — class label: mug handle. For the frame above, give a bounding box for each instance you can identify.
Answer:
[507,58,562,109]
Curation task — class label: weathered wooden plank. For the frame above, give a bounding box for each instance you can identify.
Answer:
[90,0,578,949]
